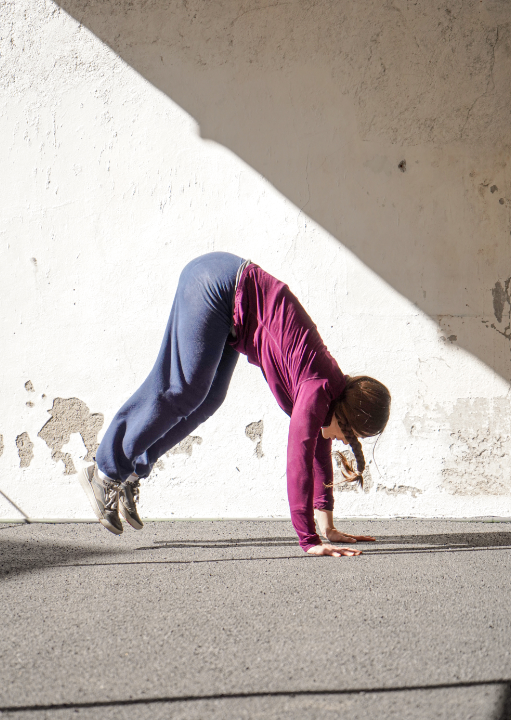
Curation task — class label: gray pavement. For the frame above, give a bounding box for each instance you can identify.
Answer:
[1,518,511,719]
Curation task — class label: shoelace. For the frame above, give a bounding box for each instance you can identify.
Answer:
[123,477,140,509]
[103,479,121,512]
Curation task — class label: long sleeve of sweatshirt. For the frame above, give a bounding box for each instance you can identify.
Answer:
[286,378,335,551]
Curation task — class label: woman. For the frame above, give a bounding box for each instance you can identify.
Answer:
[79,252,391,556]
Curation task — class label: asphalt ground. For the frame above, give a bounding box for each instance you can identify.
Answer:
[1,518,511,720]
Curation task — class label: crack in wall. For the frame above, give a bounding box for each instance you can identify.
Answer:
[37,398,104,475]
[245,420,264,458]
[0,434,4,458]
[459,24,500,139]
[16,432,34,468]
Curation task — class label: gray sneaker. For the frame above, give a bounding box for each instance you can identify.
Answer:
[119,476,143,530]
[78,465,123,535]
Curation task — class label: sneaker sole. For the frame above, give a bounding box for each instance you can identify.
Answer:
[78,466,103,521]
[79,466,123,536]
[99,517,123,535]
[119,501,144,530]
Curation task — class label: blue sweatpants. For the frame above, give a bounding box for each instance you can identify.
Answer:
[95,252,245,481]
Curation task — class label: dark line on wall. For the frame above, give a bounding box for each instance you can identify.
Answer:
[0,489,30,523]
[2,680,510,714]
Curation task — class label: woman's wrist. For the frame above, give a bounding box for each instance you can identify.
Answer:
[315,508,335,538]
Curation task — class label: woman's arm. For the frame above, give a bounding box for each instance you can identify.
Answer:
[286,381,332,552]
[313,431,375,543]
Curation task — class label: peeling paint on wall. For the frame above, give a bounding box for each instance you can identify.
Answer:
[442,398,511,496]
[245,420,264,458]
[16,432,34,468]
[406,397,511,496]
[377,484,422,498]
[166,435,203,458]
[37,398,104,475]
[333,450,373,494]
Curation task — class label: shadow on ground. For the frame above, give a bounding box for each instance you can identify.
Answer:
[137,531,511,551]
[3,528,511,579]
[0,537,124,579]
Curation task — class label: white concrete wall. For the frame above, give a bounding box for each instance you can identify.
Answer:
[1,0,510,522]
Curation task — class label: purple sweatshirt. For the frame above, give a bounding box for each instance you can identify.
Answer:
[229,263,347,551]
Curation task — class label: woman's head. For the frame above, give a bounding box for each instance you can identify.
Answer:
[331,376,391,487]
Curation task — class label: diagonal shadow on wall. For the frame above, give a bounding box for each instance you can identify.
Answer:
[52,0,511,381]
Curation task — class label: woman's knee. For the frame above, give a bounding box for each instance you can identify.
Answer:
[197,387,228,420]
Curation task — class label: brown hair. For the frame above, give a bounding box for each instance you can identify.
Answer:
[332,376,391,488]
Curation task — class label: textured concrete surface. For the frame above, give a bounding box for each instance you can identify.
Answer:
[1,519,511,719]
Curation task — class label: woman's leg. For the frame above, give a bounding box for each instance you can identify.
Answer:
[134,341,239,475]
[95,252,244,481]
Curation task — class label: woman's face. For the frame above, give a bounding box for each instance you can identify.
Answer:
[321,414,349,443]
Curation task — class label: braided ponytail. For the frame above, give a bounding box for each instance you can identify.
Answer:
[332,376,391,490]
[334,411,366,488]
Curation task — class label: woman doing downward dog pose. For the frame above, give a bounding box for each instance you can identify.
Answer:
[79,252,391,557]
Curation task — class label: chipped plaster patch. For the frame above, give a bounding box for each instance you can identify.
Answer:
[16,432,34,468]
[25,380,35,392]
[38,398,104,475]
[245,420,264,458]
[166,435,203,458]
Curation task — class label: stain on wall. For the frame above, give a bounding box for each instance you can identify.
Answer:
[16,432,34,468]
[37,398,104,475]
[166,435,203,458]
[245,420,264,459]
[333,450,373,494]
[492,278,511,337]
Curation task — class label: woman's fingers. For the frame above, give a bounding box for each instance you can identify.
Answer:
[326,545,362,557]
[307,544,362,557]
[326,531,377,543]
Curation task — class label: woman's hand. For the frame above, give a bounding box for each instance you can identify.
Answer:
[324,528,376,544]
[306,543,362,557]
[315,509,375,544]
